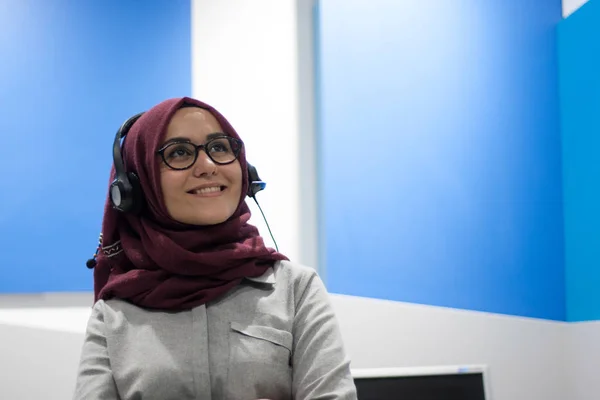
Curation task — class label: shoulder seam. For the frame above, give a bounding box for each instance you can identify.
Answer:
[294,269,318,316]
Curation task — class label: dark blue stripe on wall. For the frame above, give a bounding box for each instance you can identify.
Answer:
[559,1,600,322]
[316,0,565,320]
[0,0,191,292]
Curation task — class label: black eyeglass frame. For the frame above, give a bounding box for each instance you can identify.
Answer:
[156,135,244,170]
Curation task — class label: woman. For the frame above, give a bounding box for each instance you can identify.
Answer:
[73,97,357,400]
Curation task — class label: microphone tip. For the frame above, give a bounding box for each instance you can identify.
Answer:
[86,259,97,269]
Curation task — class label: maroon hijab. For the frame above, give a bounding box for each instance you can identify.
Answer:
[93,97,288,310]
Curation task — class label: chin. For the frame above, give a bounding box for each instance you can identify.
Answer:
[188,212,234,226]
[168,204,237,226]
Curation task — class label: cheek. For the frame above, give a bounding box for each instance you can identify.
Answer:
[160,171,182,203]
[231,165,244,197]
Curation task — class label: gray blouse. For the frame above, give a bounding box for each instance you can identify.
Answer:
[73,260,358,400]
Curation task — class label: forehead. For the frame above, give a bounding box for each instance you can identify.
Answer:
[164,107,223,141]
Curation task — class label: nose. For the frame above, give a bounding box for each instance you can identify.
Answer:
[192,150,217,177]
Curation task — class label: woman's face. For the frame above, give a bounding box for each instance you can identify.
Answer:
[159,107,243,226]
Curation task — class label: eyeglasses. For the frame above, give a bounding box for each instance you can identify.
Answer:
[156,135,243,170]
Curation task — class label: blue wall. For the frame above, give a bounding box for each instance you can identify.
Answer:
[316,0,566,320]
[559,0,600,322]
[0,0,191,292]
[0,1,578,323]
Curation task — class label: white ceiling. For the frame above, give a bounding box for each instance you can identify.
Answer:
[563,0,589,18]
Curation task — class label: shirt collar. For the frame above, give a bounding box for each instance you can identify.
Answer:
[244,267,276,286]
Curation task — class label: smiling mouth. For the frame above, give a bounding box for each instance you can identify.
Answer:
[187,186,226,196]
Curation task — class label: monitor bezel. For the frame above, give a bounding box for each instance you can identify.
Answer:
[351,364,492,400]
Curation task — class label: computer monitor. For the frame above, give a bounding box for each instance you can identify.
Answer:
[352,364,491,400]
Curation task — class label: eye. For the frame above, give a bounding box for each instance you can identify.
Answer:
[208,138,232,154]
[165,143,195,159]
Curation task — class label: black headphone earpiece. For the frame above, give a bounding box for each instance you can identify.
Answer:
[110,112,145,214]
[110,112,266,214]
[247,162,266,198]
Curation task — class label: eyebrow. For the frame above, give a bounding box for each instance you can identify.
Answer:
[161,132,228,147]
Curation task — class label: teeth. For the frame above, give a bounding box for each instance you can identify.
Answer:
[193,186,221,195]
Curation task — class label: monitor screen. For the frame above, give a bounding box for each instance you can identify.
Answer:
[353,366,489,400]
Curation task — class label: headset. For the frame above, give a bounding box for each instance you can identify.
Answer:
[86,111,274,269]
[109,112,266,214]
